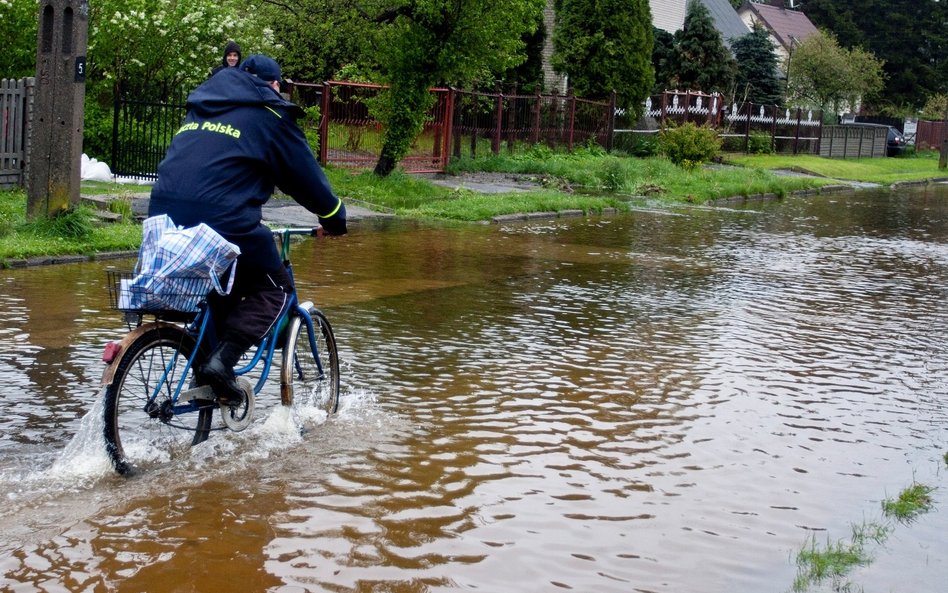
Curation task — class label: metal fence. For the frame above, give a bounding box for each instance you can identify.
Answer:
[290,82,615,172]
[450,89,615,159]
[614,91,824,156]
[721,103,823,155]
[111,87,187,179]
[1,78,32,189]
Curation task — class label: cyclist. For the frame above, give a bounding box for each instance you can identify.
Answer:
[148,54,347,405]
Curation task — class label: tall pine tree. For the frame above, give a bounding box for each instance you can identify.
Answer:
[673,0,736,94]
[552,0,655,116]
[651,27,677,94]
[731,25,782,105]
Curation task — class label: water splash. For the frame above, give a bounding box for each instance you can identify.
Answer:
[49,389,114,482]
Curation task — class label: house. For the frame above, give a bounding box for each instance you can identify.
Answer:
[652,0,750,47]
[737,0,818,62]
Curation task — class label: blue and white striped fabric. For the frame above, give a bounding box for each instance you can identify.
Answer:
[119,215,241,312]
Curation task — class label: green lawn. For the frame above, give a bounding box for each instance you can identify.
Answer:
[727,150,946,185]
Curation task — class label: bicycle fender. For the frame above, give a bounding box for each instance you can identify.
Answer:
[100,322,165,387]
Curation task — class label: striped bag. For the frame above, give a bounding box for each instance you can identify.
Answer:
[119,215,241,312]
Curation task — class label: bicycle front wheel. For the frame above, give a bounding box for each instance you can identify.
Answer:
[103,325,212,475]
[283,307,340,414]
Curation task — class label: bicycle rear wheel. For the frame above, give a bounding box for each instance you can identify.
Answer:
[103,325,212,475]
[283,307,340,413]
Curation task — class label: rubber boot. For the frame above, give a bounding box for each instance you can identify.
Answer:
[198,341,247,405]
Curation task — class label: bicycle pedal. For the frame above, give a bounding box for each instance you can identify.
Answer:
[179,385,215,403]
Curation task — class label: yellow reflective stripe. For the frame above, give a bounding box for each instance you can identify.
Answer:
[320,198,342,219]
[265,106,282,119]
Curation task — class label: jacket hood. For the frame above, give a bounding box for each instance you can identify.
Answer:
[187,68,304,119]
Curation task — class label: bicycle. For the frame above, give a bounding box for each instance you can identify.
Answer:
[100,228,340,475]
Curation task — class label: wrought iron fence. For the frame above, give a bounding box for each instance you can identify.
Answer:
[110,83,840,179]
[111,87,187,179]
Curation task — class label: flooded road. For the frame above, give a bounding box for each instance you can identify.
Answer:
[1,184,947,592]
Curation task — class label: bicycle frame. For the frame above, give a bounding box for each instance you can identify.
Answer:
[102,228,324,418]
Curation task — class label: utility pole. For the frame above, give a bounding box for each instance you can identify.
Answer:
[26,0,89,219]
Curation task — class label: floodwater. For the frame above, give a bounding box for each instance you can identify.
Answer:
[1,184,948,592]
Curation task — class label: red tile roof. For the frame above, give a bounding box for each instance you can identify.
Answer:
[743,2,818,50]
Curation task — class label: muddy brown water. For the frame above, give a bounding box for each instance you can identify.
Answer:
[1,185,947,592]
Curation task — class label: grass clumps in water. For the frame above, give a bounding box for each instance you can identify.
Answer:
[792,480,937,592]
[881,482,936,521]
[792,521,889,593]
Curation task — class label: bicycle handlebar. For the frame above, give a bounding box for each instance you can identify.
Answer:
[272,227,319,237]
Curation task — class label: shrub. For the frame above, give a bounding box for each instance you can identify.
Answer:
[747,132,774,154]
[658,122,721,169]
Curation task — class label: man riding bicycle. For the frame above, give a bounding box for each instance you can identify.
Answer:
[148,54,347,405]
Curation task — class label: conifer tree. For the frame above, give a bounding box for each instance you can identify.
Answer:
[552,0,655,116]
[651,27,677,94]
[673,0,736,94]
[731,25,783,105]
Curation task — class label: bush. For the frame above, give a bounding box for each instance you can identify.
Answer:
[658,122,721,169]
[747,132,774,154]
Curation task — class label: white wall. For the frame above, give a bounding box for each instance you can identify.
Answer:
[650,0,687,33]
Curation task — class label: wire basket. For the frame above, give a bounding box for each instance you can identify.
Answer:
[106,270,212,313]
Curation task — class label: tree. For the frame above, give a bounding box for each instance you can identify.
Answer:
[651,27,677,94]
[802,0,947,110]
[674,0,736,94]
[261,0,370,84]
[81,0,273,158]
[786,30,885,116]
[552,0,654,115]
[731,24,782,105]
[0,0,37,78]
[368,0,545,176]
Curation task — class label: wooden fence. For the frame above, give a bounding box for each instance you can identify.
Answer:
[0,78,32,189]
[915,120,947,151]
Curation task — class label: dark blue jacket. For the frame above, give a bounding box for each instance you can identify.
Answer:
[149,68,346,270]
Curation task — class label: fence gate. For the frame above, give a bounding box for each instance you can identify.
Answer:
[111,87,186,180]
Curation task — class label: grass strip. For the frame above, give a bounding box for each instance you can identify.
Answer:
[727,150,945,185]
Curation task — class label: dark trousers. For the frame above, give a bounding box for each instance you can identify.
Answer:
[207,263,293,350]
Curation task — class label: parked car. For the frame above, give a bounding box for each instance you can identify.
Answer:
[885,126,906,157]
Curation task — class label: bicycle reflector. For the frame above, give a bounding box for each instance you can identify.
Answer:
[102,342,122,363]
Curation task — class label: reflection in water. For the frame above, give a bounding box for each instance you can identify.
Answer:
[1,185,947,592]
